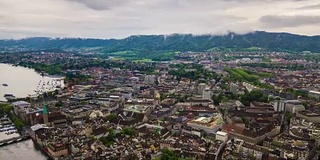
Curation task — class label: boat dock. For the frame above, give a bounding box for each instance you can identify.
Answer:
[0,135,30,147]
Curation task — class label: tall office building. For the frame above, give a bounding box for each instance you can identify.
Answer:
[273,100,286,112]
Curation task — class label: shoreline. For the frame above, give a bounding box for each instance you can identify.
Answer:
[0,63,64,79]
[31,138,55,160]
[0,63,65,102]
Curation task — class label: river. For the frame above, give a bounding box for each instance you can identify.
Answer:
[0,119,47,160]
[0,63,64,101]
[0,140,47,160]
[0,63,64,159]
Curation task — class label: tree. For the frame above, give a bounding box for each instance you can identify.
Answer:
[212,93,230,106]
[55,101,64,108]
[219,108,227,121]
[10,114,24,130]
[100,128,116,146]
[14,119,24,130]
[241,116,250,129]
[156,148,191,160]
[104,113,117,122]
[285,112,294,123]
[121,127,135,136]
[259,95,269,102]
[240,90,268,106]
[160,148,177,160]
[0,103,12,116]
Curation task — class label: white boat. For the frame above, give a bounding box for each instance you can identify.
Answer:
[17,138,22,141]
[0,143,4,145]
[6,140,13,144]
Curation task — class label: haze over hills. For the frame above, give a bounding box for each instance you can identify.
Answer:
[1,31,320,53]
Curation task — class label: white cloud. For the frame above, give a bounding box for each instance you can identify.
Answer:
[0,0,319,39]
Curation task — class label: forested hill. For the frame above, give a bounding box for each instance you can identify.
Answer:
[1,31,320,53]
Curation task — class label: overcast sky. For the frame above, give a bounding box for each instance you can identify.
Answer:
[1,0,320,39]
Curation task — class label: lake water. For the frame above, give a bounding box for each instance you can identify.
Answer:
[0,63,64,101]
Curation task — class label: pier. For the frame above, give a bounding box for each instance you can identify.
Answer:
[0,135,30,147]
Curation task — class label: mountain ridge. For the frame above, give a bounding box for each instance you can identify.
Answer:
[1,31,320,53]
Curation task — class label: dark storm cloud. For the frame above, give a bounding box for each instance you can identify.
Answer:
[260,15,320,28]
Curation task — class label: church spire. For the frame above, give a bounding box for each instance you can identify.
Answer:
[42,97,48,115]
[42,96,48,125]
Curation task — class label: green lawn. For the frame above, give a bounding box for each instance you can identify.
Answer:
[133,59,153,62]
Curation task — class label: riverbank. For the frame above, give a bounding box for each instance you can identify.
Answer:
[0,118,49,160]
[0,62,64,78]
[0,140,47,160]
[0,63,65,101]
[31,138,55,160]
[0,116,20,141]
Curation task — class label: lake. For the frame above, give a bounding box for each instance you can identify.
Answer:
[0,63,64,101]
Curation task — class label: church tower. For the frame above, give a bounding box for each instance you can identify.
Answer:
[42,98,49,125]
